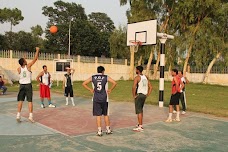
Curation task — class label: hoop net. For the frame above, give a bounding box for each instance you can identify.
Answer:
[129,40,142,53]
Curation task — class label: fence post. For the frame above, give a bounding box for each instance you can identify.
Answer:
[57,54,60,59]
[10,50,13,59]
[111,58,113,64]
[125,59,128,65]
[95,57,98,64]
[77,55,80,63]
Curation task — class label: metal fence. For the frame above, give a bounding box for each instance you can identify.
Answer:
[190,66,228,74]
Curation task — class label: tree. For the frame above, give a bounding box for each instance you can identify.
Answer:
[88,12,115,33]
[109,26,129,59]
[0,8,24,32]
[3,31,37,51]
[42,1,103,56]
[88,12,115,57]
[31,25,43,37]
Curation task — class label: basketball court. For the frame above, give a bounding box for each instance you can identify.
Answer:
[0,91,227,152]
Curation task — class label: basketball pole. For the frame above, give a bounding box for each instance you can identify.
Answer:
[157,33,174,107]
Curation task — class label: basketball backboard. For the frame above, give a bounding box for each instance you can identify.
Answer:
[127,20,157,46]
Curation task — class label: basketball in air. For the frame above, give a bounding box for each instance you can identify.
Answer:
[50,25,58,34]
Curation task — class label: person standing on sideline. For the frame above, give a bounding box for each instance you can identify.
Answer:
[132,66,153,132]
[0,76,7,95]
[82,66,117,136]
[36,65,56,108]
[16,47,40,123]
[165,69,185,122]
[63,67,75,106]
[173,71,189,114]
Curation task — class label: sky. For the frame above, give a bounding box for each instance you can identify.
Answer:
[0,0,129,34]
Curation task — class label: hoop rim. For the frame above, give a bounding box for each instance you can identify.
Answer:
[129,40,142,46]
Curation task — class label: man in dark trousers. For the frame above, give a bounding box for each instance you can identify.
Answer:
[82,66,117,136]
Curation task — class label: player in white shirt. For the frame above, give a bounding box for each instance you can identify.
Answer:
[16,47,40,123]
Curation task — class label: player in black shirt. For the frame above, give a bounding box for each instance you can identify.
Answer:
[82,66,117,136]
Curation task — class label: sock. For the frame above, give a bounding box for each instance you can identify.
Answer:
[139,125,143,128]
[17,112,20,118]
[66,97,69,104]
[41,100,44,105]
[48,100,52,105]
[98,127,102,132]
[168,113,172,119]
[71,97,75,105]
[176,112,180,119]
[29,113,33,118]
[106,126,110,131]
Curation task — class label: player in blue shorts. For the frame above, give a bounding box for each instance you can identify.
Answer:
[82,66,117,136]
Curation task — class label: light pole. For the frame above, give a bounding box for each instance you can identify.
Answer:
[68,18,73,59]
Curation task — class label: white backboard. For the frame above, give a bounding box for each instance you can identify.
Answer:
[127,20,157,46]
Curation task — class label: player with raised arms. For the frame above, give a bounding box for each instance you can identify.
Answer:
[82,66,117,136]
[16,47,40,123]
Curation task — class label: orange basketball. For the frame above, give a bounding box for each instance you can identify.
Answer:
[50,25,58,34]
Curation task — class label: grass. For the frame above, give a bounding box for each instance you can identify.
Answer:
[6,80,228,117]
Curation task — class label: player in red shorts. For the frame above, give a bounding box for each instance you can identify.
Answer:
[36,65,56,108]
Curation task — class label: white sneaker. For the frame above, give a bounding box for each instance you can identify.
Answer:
[106,129,113,135]
[41,104,45,108]
[48,104,56,108]
[72,103,75,106]
[28,117,35,123]
[16,116,21,123]
[173,118,181,122]
[96,131,103,136]
[133,127,144,132]
[173,110,177,114]
[182,111,186,115]
[165,118,172,123]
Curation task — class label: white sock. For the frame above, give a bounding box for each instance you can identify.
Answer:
[17,112,20,118]
[168,113,172,119]
[98,127,102,132]
[71,97,75,105]
[29,113,33,118]
[176,112,180,119]
[66,97,69,104]
[139,125,143,128]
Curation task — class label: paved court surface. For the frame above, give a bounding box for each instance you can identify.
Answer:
[0,92,227,152]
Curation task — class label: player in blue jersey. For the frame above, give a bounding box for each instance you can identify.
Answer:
[82,66,117,136]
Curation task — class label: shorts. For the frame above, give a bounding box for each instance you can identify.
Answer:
[40,84,51,98]
[135,93,147,114]
[64,85,73,97]
[17,83,33,102]
[169,92,181,105]
[93,102,108,116]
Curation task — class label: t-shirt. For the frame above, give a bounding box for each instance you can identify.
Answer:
[92,74,108,103]
[136,75,148,95]
[64,73,72,87]
[171,75,181,94]
[180,77,186,92]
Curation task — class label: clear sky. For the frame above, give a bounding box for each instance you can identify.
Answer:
[0,0,129,34]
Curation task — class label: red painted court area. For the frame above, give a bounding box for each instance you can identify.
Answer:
[21,105,170,136]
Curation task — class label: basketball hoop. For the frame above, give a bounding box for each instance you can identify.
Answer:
[129,40,142,53]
